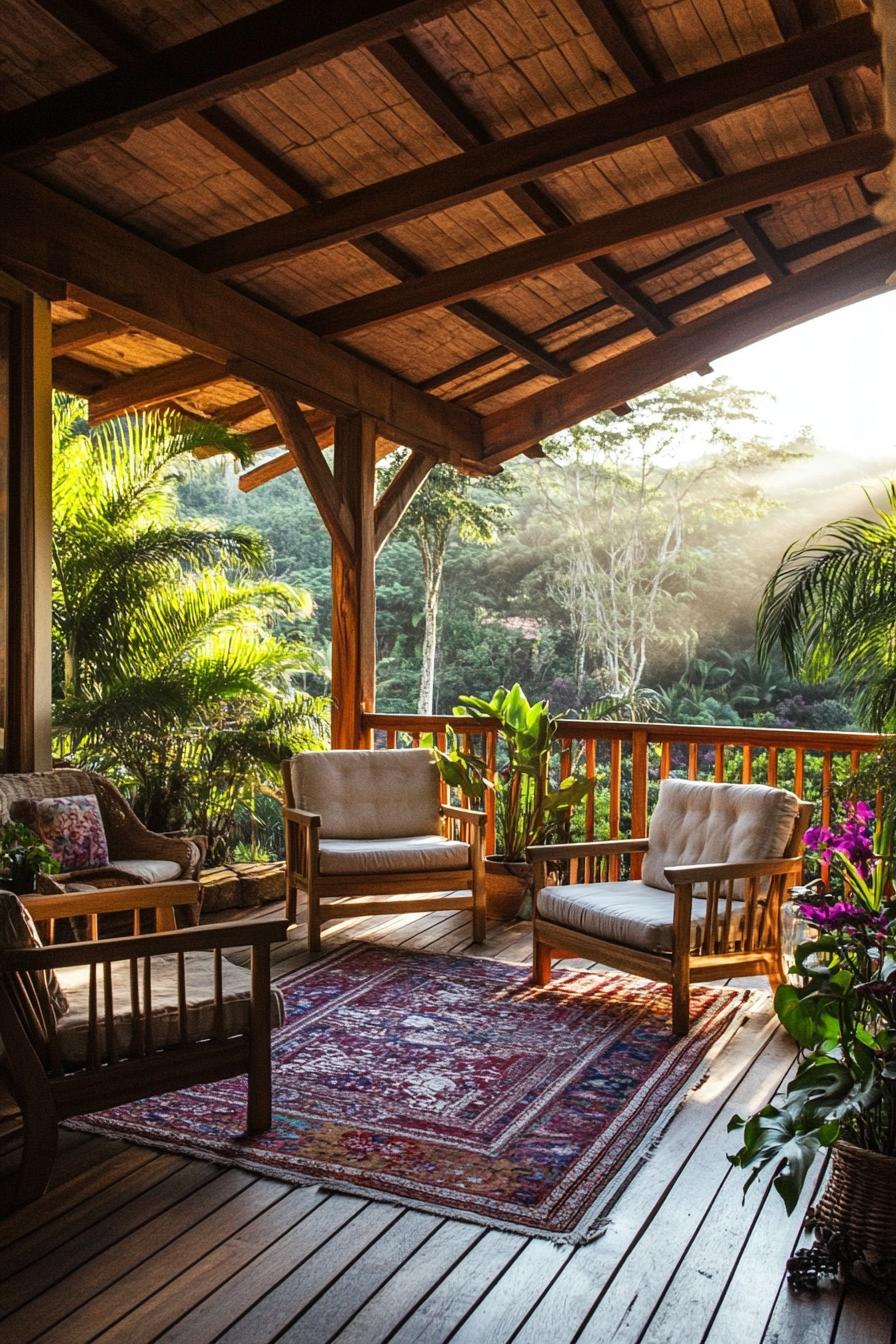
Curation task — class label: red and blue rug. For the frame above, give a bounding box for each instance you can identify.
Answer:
[68,944,753,1242]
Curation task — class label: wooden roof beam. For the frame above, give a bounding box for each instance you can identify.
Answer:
[259,389,354,561]
[52,313,127,356]
[0,164,480,462]
[88,355,230,423]
[27,5,566,393]
[176,15,877,276]
[480,233,896,459]
[2,1,471,160]
[299,133,889,336]
[372,36,670,335]
[374,450,434,553]
[577,0,789,282]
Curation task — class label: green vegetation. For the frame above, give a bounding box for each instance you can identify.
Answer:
[52,397,326,862]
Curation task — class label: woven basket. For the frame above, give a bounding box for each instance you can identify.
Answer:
[814,1140,896,1295]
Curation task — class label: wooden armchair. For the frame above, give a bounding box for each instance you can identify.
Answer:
[0,882,287,1208]
[282,749,486,954]
[528,779,811,1035]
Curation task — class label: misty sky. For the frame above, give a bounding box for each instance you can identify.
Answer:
[715,286,896,475]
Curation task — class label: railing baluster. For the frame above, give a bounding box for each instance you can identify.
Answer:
[742,745,753,784]
[609,738,622,879]
[485,728,497,856]
[794,748,805,798]
[714,743,725,783]
[630,729,648,878]
[659,741,671,780]
[767,745,778,786]
[585,739,596,840]
[687,741,698,779]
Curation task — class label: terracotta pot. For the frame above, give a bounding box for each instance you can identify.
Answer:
[813,1140,896,1297]
[484,856,531,920]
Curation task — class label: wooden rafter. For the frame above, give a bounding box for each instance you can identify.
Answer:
[1,1,471,160]
[259,390,355,562]
[371,35,670,336]
[177,16,877,277]
[29,2,569,393]
[374,451,434,554]
[480,233,896,459]
[51,313,126,356]
[577,0,788,282]
[300,133,888,336]
[0,163,480,461]
[88,355,230,422]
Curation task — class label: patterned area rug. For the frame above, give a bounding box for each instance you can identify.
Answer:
[67,944,755,1242]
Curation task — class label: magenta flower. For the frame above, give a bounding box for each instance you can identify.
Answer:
[803,801,876,879]
[797,899,890,934]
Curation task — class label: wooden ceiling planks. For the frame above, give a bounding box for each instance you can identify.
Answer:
[1,0,890,471]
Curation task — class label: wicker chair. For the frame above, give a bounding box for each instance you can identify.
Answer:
[0,884,286,1208]
[0,768,205,926]
[528,779,811,1036]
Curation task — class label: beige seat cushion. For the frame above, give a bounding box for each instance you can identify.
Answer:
[108,858,183,883]
[54,952,285,1068]
[641,778,800,893]
[536,880,745,955]
[289,749,441,839]
[318,835,469,876]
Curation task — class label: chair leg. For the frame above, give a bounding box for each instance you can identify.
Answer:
[307,886,322,958]
[14,1099,58,1208]
[532,938,552,987]
[672,977,691,1036]
[285,877,298,925]
[471,873,486,944]
[247,945,273,1134]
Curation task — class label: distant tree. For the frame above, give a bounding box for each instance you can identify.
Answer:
[757,484,896,730]
[379,453,513,713]
[537,379,805,711]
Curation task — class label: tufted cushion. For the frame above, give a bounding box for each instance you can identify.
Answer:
[0,890,69,1017]
[289,749,442,840]
[536,880,745,955]
[641,779,800,893]
[54,952,285,1068]
[318,834,469,876]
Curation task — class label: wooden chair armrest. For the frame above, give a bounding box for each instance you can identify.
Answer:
[0,919,290,972]
[440,804,486,828]
[665,856,803,886]
[527,838,649,861]
[21,880,199,923]
[283,806,321,828]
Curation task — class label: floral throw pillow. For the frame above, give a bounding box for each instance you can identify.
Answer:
[34,794,109,872]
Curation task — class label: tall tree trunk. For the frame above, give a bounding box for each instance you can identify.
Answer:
[417,543,446,714]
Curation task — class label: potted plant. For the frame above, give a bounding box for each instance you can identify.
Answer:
[728,798,896,1297]
[0,820,60,895]
[426,684,593,918]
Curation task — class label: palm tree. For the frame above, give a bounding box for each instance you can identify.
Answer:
[757,485,896,730]
[379,452,513,713]
[52,397,326,855]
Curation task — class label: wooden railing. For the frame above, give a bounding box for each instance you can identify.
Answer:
[362,714,885,876]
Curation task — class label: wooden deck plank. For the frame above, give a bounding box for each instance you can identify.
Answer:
[3,904,892,1343]
[1,1166,250,1338]
[275,1209,444,1340]
[156,1194,367,1344]
[91,1187,328,1344]
[213,1200,402,1344]
[386,1230,527,1344]
[328,1219,486,1344]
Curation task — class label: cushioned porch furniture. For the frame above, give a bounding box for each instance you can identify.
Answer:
[528,779,812,1036]
[282,749,486,954]
[0,882,286,1208]
[0,768,206,927]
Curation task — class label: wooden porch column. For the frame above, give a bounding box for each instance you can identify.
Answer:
[0,273,52,771]
[331,413,377,750]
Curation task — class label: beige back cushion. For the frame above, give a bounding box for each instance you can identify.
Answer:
[288,749,442,839]
[641,779,801,893]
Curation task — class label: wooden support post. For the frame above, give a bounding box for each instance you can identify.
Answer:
[0,272,53,770]
[331,414,377,750]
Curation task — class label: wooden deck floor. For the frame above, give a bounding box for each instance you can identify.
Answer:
[1,900,893,1344]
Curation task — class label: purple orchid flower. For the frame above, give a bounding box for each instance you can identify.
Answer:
[803,801,876,880]
[797,899,890,934]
